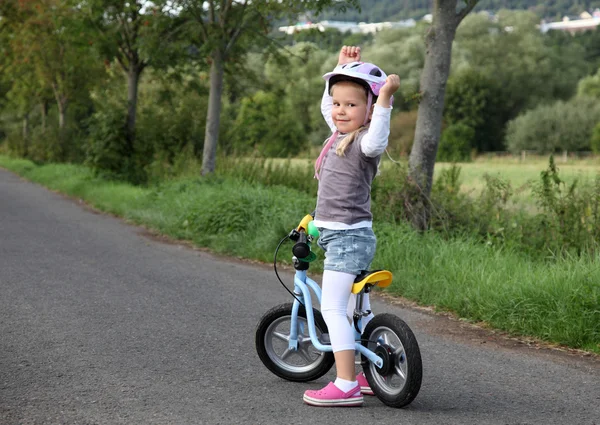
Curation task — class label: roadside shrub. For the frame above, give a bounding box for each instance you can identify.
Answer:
[216,156,317,195]
[388,110,417,156]
[84,107,139,182]
[145,143,201,185]
[27,127,67,163]
[212,153,600,260]
[371,162,412,224]
[136,75,208,164]
[1,133,28,158]
[531,156,600,256]
[429,164,474,232]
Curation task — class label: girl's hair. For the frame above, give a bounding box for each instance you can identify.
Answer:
[336,126,368,156]
[330,77,376,156]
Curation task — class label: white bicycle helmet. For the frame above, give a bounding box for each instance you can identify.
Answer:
[323,61,391,124]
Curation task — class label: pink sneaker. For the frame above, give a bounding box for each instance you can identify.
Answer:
[303,382,363,407]
[356,372,374,395]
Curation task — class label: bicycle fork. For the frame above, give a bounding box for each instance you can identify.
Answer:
[288,270,384,369]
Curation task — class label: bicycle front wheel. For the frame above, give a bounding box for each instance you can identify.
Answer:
[362,313,422,408]
[255,303,334,382]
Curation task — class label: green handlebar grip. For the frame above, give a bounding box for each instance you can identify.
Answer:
[307,221,319,239]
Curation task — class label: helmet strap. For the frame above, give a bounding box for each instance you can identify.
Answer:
[364,92,373,125]
[314,131,339,180]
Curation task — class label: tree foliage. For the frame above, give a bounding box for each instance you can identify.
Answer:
[229,90,304,156]
[1,3,599,190]
[83,0,187,167]
[577,68,600,98]
[438,122,475,162]
[505,97,600,154]
[444,68,505,152]
[172,0,358,174]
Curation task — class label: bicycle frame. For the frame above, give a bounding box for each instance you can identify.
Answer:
[288,269,384,369]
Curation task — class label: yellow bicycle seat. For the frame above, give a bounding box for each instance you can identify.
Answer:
[351,270,393,294]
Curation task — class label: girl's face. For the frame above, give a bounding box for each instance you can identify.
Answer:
[331,82,371,134]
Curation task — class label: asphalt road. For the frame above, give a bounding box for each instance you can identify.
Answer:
[1,167,599,425]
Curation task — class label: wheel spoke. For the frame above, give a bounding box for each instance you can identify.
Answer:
[384,374,392,386]
[280,348,295,361]
[297,347,316,363]
[394,364,407,380]
[381,333,391,346]
[272,331,290,343]
[392,345,405,359]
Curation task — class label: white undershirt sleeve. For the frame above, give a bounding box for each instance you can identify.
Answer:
[361,104,392,158]
[321,86,336,132]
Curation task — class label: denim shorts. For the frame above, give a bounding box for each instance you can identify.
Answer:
[317,227,377,276]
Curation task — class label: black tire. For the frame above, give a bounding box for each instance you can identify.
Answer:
[255,303,335,382]
[361,313,422,408]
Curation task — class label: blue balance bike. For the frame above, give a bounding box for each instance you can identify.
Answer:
[255,215,422,408]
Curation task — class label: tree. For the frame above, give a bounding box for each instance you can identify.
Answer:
[230,90,304,156]
[174,0,356,175]
[263,43,332,144]
[84,0,186,159]
[505,98,600,154]
[578,68,600,98]
[1,0,98,149]
[443,68,505,152]
[0,2,39,148]
[20,1,96,131]
[407,0,479,230]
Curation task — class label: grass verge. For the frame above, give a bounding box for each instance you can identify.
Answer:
[1,155,598,354]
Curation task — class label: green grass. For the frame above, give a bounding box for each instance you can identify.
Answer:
[375,222,600,352]
[1,155,598,354]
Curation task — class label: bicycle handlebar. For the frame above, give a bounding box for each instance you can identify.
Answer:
[292,230,311,259]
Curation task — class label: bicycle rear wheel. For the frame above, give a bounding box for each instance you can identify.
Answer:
[255,303,334,382]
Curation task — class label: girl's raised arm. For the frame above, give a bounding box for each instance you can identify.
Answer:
[321,86,336,132]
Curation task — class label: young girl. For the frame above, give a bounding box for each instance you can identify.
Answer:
[303,46,400,408]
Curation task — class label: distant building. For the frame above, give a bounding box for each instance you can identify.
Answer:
[278,18,417,35]
[540,9,600,34]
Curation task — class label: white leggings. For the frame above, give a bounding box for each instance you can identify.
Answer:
[321,270,372,353]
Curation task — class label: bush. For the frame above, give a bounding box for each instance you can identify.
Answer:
[506,97,600,154]
[531,156,600,256]
[444,69,506,152]
[388,110,417,156]
[437,122,474,162]
[84,107,138,182]
[591,122,600,154]
[136,75,208,163]
[229,91,304,157]
[577,68,600,98]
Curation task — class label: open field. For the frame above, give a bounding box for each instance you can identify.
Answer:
[271,154,600,207]
[437,155,600,192]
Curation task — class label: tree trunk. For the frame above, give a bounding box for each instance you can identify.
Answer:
[41,101,48,132]
[57,100,67,130]
[407,0,459,230]
[201,49,224,175]
[52,84,68,130]
[22,113,29,157]
[126,65,141,154]
[22,113,29,141]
